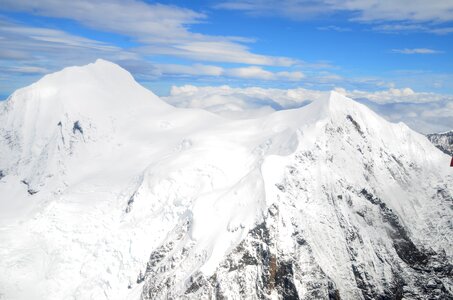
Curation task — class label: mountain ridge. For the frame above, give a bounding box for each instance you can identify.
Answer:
[427,130,453,156]
[0,60,451,300]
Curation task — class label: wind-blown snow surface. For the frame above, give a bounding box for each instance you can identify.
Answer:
[0,60,452,300]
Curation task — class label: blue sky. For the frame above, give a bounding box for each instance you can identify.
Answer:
[0,0,452,132]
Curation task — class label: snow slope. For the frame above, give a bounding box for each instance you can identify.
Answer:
[0,60,451,300]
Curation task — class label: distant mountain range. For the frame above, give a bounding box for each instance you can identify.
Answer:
[427,131,453,156]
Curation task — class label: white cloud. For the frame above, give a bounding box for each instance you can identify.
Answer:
[215,1,331,20]
[139,42,296,66]
[344,87,453,104]
[373,24,427,32]
[6,66,49,74]
[337,0,453,23]
[154,64,305,81]
[2,0,205,42]
[276,71,305,81]
[323,87,453,133]
[0,19,141,88]
[165,85,328,118]
[421,101,453,118]
[429,27,453,35]
[217,0,453,33]
[226,66,275,80]
[391,48,443,54]
[317,25,352,32]
[0,23,123,53]
[164,84,453,133]
[367,100,453,134]
[156,64,224,77]
[1,0,296,66]
[164,85,277,119]
[372,24,453,35]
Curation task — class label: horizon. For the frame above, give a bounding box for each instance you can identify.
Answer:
[0,0,452,133]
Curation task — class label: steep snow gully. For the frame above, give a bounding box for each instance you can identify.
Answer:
[0,60,451,300]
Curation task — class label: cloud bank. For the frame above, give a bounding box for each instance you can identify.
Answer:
[164,85,453,134]
[0,0,296,67]
[216,0,453,33]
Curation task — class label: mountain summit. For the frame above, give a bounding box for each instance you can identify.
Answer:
[0,61,451,300]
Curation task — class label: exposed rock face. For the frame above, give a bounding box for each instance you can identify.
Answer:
[141,205,342,300]
[427,131,453,156]
[139,100,452,299]
[0,61,451,300]
[141,189,452,299]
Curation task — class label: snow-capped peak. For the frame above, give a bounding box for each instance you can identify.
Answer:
[0,61,451,300]
[0,60,172,192]
[6,59,167,112]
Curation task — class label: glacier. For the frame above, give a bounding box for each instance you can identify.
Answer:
[0,60,451,299]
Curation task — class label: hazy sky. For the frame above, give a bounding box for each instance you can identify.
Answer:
[0,0,452,132]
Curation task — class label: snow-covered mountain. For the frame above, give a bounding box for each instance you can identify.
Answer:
[427,131,453,156]
[0,60,451,300]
